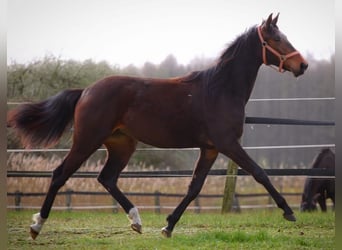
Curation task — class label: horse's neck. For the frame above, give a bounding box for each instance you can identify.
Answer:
[203,30,263,104]
[224,55,262,104]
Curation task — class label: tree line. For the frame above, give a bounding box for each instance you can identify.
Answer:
[7,53,334,170]
[7,54,212,102]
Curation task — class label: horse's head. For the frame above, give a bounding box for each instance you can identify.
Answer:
[300,192,320,212]
[258,13,308,77]
[300,200,317,212]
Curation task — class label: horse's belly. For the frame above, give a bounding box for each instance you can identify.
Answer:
[121,107,204,148]
[123,119,197,148]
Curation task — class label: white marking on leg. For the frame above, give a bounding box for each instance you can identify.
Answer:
[127,207,142,225]
[30,213,46,234]
[127,207,142,233]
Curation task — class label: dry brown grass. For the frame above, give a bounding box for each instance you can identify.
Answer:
[7,153,310,211]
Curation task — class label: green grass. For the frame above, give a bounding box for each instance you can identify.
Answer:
[7,210,335,249]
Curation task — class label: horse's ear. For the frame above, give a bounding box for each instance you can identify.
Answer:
[264,13,273,30]
[271,13,279,26]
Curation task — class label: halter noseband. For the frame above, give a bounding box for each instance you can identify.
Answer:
[257,26,299,72]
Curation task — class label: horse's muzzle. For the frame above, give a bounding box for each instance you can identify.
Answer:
[293,62,308,77]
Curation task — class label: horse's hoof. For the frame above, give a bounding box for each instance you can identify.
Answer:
[131,223,142,234]
[30,227,39,240]
[161,226,172,238]
[284,213,296,222]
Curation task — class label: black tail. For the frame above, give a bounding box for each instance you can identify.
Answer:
[7,89,83,148]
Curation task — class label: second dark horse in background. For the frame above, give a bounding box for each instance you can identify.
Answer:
[301,148,335,212]
[7,14,308,239]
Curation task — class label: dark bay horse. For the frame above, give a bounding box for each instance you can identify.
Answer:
[300,148,335,212]
[7,13,308,239]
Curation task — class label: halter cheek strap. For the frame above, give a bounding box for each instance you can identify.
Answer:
[257,26,300,72]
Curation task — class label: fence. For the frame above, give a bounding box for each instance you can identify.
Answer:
[7,167,335,212]
[8,189,306,213]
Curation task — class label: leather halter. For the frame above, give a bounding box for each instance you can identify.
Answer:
[257,26,300,72]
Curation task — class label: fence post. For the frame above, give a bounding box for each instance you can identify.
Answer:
[194,197,200,213]
[221,138,242,213]
[65,189,73,211]
[112,199,118,213]
[221,159,238,213]
[154,191,161,214]
[14,190,22,211]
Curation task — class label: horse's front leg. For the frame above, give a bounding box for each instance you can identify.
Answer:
[161,148,218,238]
[219,140,296,221]
[316,192,327,212]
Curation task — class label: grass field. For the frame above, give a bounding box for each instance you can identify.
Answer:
[7,209,335,249]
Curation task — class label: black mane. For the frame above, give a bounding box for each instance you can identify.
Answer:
[217,25,258,68]
[181,26,259,96]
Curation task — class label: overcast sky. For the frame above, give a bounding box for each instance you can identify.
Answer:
[8,0,334,66]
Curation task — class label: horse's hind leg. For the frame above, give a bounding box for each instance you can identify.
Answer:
[30,123,113,239]
[97,131,141,233]
[30,143,102,239]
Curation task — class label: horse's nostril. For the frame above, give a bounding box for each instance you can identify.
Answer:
[300,63,308,71]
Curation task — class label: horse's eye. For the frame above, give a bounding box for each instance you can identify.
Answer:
[274,36,281,42]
